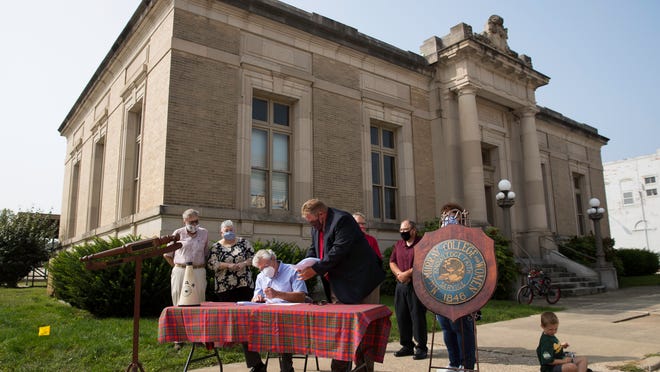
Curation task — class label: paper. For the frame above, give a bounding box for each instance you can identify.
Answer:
[266,302,299,306]
[294,257,320,270]
[265,297,288,304]
[236,301,266,306]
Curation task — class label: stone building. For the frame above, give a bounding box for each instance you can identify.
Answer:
[604,149,660,254]
[58,0,609,266]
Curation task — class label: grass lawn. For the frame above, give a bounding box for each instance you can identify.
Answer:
[0,286,560,371]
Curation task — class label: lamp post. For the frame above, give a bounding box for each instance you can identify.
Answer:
[586,197,607,268]
[496,179,515,244]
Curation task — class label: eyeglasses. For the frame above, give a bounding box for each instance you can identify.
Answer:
[357,222,366,226]
[187,220,199,225]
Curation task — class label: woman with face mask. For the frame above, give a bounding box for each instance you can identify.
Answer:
[207,219,255,302]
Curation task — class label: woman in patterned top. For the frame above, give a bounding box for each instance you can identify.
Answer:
[207,220,255,302]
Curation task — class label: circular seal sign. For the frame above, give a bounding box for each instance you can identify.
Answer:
[413,225,497,321]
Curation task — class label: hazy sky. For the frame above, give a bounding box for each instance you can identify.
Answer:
[1,0,658,214]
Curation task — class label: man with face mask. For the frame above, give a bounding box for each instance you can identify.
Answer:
[298,199,385,372]
[389,219,428,360]
[242,249,308,372]
[163,208,209,309]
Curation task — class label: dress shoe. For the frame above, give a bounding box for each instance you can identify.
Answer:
[393,347,414,357]
[413,349,428,360]
[248,362,267,372]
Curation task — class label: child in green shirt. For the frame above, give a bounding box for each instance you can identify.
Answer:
[536,312,591,372]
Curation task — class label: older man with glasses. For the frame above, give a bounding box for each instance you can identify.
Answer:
[162,209,209,350]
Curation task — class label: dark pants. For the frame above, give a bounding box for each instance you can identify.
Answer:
[243,347,294,372]
[394,282,428,352]
[437,314,475,369]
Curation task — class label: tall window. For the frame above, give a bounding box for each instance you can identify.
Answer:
[371,126,397,220]
[573,174,585,236]
[251,97,291,211]
[88,139,105,229]
[120,103,142,217]
[67,161,81,238]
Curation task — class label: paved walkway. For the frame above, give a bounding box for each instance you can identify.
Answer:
[189,286,660,372]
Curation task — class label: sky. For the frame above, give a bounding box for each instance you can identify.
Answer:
[1,0,658,214]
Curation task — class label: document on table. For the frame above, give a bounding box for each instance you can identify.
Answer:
[236,300,298,306]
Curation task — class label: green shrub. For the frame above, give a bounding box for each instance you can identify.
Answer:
[380,245,396,296]
[48,235,172,317]
[484,226,518,299]
[615,248,660,276]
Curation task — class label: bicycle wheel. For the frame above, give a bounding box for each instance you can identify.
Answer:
[516,285,533,304]
[545,285,561,304]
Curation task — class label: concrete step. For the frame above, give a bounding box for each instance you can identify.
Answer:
[560,285,607,297]
[525,264,606,298]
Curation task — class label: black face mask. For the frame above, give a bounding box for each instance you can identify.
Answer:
[400,231,412,241]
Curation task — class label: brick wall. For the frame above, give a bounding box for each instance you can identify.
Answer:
[311,88,363,212]
[164,50,239,208]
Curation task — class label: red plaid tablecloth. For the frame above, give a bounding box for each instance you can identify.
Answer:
[158,302,252,344]
[157,302,392,363]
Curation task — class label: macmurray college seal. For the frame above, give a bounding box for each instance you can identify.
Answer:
[421,239,486,305]
[413,224,496,321]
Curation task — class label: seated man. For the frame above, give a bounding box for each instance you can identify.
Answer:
[244,249,308,372]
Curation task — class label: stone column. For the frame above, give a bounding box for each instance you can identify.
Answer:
[519,107,548,231]
[457,85,487,224]
[519,107,549,258]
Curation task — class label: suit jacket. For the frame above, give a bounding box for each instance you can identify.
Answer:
[305,207,385,304]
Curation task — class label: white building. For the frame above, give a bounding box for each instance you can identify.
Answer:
[604,149,660,254]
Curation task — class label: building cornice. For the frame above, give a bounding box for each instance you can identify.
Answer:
[218,0,430,72]
[537,106,610,144]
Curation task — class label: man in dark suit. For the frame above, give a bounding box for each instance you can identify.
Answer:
[298,198,385,372]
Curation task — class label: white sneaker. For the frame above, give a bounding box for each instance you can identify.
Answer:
[436,366,459,372]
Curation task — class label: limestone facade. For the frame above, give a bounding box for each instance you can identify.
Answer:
[58,0,609,260]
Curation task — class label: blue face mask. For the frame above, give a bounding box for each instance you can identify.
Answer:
[223,231,236,241]
[443,216,458,226]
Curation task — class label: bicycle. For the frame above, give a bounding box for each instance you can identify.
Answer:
[516,268,561,304]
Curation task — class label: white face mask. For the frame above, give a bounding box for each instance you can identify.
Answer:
[186,224,198,233]
[261,266,275,278]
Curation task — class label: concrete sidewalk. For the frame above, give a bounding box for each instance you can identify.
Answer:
[189,286,660,372]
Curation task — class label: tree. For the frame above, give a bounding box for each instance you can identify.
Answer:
[0,209,59,287]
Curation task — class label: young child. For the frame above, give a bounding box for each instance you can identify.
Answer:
[537,312,591,372]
